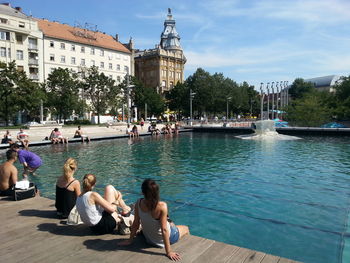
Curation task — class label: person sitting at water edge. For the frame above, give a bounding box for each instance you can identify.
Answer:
[50,128,68,144]
[11,144,42,179]
[126,124,134,138]
[0,150,18,197]
[76,173,131,234]
[55,158,81,218]
[132,125,139,137]
[119,179,189,261]
[74,126,90,142]
[1,130,14,144]
[17,128,30,148]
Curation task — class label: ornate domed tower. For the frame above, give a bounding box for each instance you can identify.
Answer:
[134,8,186,93]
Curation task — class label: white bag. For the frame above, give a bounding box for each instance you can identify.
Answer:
[67,205,83,225]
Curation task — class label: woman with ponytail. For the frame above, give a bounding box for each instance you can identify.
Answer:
[76,174,131,234]
[120,179,189,261]
[55,158,81,218]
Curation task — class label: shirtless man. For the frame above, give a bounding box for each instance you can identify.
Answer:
[0,150,18,197]
[74,126,90,143]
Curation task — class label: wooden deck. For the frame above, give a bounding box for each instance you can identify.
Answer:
[0,197,300,263]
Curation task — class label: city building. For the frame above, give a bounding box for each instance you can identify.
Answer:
[305,75,341,92]
[0,3,44,82]
[36,19,132,83]
[134,8,186,93]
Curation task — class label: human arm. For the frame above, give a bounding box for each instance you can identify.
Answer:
[119,201,141,246]
[73,180,81,197]
[160,202,180,261]
[90,191,117,214]
[10,166,18,186]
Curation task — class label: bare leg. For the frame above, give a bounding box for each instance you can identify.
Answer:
[104,185,130,214]
[176,225,190,239]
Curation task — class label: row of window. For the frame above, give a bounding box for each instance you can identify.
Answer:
[0,17,26,28]
[49,41,128,61]
[160,60,182,68]
[161,69,182,79]
[49,67,122,82]
[48,54,128,71]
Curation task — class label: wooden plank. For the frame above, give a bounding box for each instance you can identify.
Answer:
[192,241,240,263]
[260,254,281,263]
[227,247,265,263]
[278,258,300,263]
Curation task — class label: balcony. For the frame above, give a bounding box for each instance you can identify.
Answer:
[28,45,38,52]
[28,58,39,66]
[29,74,39,80]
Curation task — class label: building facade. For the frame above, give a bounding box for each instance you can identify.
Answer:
[134,8,186,93]
[0,4,44,82]
[36,19,131,83]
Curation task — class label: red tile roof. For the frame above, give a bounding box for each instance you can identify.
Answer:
[36,18,131,54]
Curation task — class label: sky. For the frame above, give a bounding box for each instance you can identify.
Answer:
[6,0,350,89]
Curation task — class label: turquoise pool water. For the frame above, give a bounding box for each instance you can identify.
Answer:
[4,133,350,263]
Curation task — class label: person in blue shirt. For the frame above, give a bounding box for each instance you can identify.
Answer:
[11,144,42,179]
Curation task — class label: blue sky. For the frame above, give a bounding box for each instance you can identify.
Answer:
[7,0,350,89]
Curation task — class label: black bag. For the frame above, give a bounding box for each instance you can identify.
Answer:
[14,183,37,201]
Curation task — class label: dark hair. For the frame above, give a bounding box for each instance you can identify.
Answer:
[10,144,20,150]
[54,128,58,131]
[141,179,159,210]
[6,149,17,160]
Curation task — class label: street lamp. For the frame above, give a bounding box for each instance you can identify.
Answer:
[125,73,135,125]
[275,81,279,119]
[260,82,264,120]
[189,89,196,126]
[226,97,232,121]
[271,82,275,119]
[266,82,270,120]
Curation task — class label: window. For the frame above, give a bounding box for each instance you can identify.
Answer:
[28,38,37,49]
[124,65,129,73]
[16,34,23,44]
[81,59,85,66]
[81,46,85,53]
[100,62,104,68]
[16,50,23,60]
[50,54,55,61]
[116,64,120,71]
[0,31,10,40]
[60,55,66,63]
[91,48,95,55]
[0,47,6,57]
[108,53,113,60]
[109,63,112,70]
[0,18,8,24]
[18,21,25,28]
[71,57,76,65]
[100,49,104,56]
[71,44,75,51]
[60,43,65,49]
[117,76,121,82]
[49,41,54,47]
[7,48,10,58]
[17,66,24,72]
[109,75,113,78]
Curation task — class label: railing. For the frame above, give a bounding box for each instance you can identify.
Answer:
[28,58,39,65]
[29,74,39,80]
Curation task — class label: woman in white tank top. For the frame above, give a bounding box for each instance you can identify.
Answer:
[76,173,131,234]
[119,179,190,261]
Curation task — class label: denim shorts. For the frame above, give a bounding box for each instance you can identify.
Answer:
[169,225,180,244]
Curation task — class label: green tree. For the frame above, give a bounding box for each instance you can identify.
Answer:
[165,82,189,118]
[333,75,350,120]
[81,66,120,124]
[286,91,331,126]
[46,68,80,121]
[289,78,315,100]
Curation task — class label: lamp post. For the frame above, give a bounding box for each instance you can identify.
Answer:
[275,81,279,119]
[189,89,196,126]
[271,82,275,120]
[226,97,232,121]
[266,82,270,120]
[285,81,289,106]
[260,82,264,120]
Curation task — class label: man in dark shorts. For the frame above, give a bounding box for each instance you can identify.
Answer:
[11,144,42,178]
[0,150,18,197]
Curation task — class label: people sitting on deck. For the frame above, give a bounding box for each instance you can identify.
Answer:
[76,174,131,234]
[50,128,68,144]
[0,150,18,197]
[132,125,139,137]
[55,158,81,219]
[163,124,172,135]
[126,124,134,138]
[1,130,14,144]
[74,126,90,143]
[11,144,42,179]
[174,122,180,135]
[17,128,29,148]
[119,179,190,261]
[149,123,160,135]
